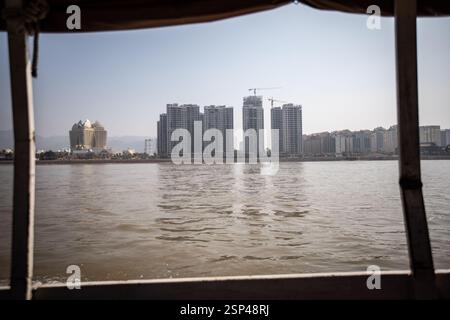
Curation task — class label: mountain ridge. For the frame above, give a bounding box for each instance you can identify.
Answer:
[0,130,153,153]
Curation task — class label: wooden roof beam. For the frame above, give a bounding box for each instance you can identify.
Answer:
[395,0,437,299]
[6,0,36,300]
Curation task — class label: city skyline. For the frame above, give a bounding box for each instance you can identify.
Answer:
[2,110,449,153]
[155,98,449,157]
[1,4,450,138]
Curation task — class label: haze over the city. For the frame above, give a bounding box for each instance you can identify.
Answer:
[1,3,449,138]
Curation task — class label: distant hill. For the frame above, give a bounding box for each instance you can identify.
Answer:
[0,130,13,150]
[0,130,153,153]
[36,135,69,151]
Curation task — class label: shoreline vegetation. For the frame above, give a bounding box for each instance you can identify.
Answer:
[1,155,450,165]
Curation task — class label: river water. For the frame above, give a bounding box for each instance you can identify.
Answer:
[0,160,449,285]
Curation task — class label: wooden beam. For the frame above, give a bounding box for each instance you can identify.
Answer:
[30,270,450,300]
[6,0,36,300]
[394,0,437,299]
[1,270,450,299]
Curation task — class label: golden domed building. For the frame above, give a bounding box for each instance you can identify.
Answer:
[69,119,107,153]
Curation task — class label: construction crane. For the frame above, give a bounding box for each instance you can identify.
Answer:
[248,87,281,96]
[267,97,288,108]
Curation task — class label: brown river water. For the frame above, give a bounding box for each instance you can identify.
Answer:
[0,160,449,285]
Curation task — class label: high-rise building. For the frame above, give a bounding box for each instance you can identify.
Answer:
[334,131,353,156]
[303,134,321,155]
[157,113,168,157]
[69,119,107,153]
[243,96,264,157]
[281,104,303,156]
[144,138,156,155]
[370,127,385,153]
[203,105,234,153]
[441,129,450,147]
[303,132,334,156]
[383,125,398,154]
[166,104,202,156]
[271,107,283,155]
[166,103,184,154]
[353,130,371,154]
[166,104,196,154]
[419,125,441,146]
[203,105,233,132]
[270,104,302,156]
[184,104,202,155]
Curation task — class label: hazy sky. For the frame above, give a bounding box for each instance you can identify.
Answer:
[1,3,449,138]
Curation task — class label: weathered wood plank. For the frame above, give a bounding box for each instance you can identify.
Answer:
[394,0,437,298]
[28,271,450,300]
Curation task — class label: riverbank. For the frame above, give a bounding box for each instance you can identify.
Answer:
[1,155,450,165]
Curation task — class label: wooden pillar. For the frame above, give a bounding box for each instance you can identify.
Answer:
[394,0,437,299]
[6,0,36,300]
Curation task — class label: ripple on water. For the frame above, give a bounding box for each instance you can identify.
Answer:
[0,161,449,284]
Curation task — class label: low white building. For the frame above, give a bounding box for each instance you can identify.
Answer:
[419,125,441,146]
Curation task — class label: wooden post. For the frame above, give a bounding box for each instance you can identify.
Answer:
[394,0,437,299]
[6,0,36,300]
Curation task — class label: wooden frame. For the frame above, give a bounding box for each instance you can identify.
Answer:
[1,0,447,299]
[395,0,437,299]
[28,270,450,300]
[5,0,35,300]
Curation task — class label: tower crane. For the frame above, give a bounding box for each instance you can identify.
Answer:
[248,87,281,96]
[267,97,289,108]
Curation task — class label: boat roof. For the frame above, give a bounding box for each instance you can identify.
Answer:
[1,0,449,33]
